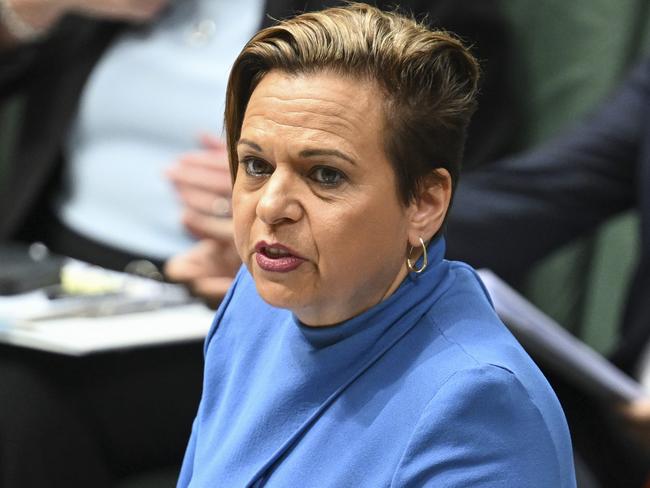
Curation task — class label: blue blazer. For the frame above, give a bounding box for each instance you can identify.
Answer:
[178,240,575,487]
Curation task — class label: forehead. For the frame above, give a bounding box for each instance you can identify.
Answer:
[241,70,385,147]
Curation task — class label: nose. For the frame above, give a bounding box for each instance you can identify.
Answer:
[256,168,303,226]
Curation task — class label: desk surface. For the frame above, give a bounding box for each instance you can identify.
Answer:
[0,302,214,355]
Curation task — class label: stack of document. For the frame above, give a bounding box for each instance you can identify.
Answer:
[0,260,193,321]
[0,260,215,355]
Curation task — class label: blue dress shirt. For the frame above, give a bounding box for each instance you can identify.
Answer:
[178,238,576,487]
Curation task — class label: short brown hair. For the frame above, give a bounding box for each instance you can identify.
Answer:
[225,2,479,204]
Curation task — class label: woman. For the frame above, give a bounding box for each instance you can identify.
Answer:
[178,4,575,486]
[0,1,515,486]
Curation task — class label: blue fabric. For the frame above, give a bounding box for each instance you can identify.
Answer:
[56,0,264,259]
[178,238,576,487]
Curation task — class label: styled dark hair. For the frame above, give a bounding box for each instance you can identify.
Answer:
[225,2,479,204]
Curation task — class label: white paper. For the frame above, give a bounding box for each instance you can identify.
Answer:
[0,260,215,355]
[478,269,646,402]
[0,303,214,355]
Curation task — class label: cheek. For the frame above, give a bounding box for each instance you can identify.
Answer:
[314,199,406,273]
[231,188,255,260]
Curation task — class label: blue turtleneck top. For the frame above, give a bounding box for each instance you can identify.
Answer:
[178,238,576,487]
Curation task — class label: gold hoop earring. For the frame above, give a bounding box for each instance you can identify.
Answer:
[407,237,428,274]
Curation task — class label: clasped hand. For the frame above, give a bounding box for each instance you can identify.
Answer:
[165,134,240,307]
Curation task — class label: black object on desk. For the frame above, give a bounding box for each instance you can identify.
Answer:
[0,242,64,295]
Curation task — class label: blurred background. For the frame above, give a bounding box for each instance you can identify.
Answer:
[2,0,650,487]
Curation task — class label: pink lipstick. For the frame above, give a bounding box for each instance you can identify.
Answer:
[254,241,306,272]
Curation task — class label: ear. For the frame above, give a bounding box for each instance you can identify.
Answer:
[405,169,452,247]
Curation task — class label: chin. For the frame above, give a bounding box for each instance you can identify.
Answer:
[254,278,306,312]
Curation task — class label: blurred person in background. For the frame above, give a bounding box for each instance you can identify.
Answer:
[0,0,515,486]
[447,57,650,488]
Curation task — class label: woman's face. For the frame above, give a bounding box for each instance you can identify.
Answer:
[232,70,413,326]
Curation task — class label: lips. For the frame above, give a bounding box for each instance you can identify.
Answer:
[254,241,306,273]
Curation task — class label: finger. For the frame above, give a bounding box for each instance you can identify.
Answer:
[191,276,234,303]
[167,162,232,194]
[164,240,225,280]
[182,210,234,241]
[168,172,232,196]
[176,187,228,216]
[132,0,168,18]
[199,133,227,150]
[178,148,229,169]
[164,255,205,283]
[79,0,168,22]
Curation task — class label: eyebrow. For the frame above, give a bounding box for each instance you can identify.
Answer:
[299,148,357,166]
[237,139,357,166]
[237,138,263,152]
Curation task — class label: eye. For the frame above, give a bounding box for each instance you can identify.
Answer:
[310,166,346,187]
[241,157,273,177]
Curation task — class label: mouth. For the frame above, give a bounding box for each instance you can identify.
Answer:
[254,241,306,273]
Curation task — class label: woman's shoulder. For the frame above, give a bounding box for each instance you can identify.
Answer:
[428,260,531,370]
[396,262,576,485]
[392,362,575,487]
[416,297,571,444]
[418,263,573,443]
